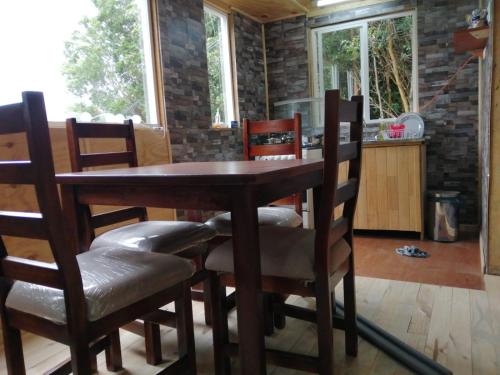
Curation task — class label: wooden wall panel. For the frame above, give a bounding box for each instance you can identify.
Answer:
[488,0,500,274]
[0,125,174,262]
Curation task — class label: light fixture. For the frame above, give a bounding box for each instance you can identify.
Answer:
[316,0,350,7]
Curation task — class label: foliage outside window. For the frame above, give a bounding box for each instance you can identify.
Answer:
[0,0,158,124]
[313,12,417,122]
[204,6,234,126]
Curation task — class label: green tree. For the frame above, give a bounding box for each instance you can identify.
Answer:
[205,10,225,124]
[321,15,413,119]
[62,0,146,121]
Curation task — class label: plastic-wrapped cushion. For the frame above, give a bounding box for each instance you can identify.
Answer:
[205,207,302,236]
[89,221,216,254]
[255,155,295,161]
[205,226,351,281]
[5,247,194,324]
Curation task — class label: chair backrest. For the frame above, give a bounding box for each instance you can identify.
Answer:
[0,92,85,313]
[314,90,363,272]
[66,118,147,231]
[242,114,302,214]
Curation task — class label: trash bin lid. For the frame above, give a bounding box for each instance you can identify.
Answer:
[427,190,460,198]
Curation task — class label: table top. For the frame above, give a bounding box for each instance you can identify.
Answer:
[56,159,324,186]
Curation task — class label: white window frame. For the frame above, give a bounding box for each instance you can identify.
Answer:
[204,5,235,125]
[311,10,418,124]
[138,0,159,125]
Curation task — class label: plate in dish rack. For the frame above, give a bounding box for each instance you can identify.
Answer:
[396,112,424,139]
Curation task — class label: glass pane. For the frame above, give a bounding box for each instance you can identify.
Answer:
[320,27,362,100]
[0,0,156,123]
[204,10,226,125]
[368,16,413,119]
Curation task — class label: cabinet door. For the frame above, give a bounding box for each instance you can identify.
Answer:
[353,145,422,232]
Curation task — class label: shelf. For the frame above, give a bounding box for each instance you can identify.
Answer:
[453,26,489,55]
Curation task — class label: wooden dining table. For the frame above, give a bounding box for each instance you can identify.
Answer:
[56,159,324,374]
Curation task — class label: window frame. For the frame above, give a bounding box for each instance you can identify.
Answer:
[204,4,236,126]
[311,10,418,124]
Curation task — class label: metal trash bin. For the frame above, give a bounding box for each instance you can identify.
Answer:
[426,191,460,242]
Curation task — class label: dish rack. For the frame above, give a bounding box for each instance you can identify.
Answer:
[378,124,422,140]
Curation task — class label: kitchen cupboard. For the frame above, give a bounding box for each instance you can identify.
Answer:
[322,139,425,238]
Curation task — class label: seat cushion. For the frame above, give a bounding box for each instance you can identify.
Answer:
[205,226,351,281]
[205,207,302,237]
[89,221,216,254]
[5,247,194,324]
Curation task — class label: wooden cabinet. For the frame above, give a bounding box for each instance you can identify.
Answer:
[352,140,426,237]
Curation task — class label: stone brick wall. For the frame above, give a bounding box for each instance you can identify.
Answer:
[157,0,243,164]
[264,16,309,116]
[417,0,479,225]
[233,12,266,120]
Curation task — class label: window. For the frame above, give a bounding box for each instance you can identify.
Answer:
[312,11,417,123]
[204,6,235,126]
[0,0,160,124]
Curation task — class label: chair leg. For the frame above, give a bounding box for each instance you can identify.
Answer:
[343,254,358,357]
[263,294,275,336]
[145,322,163,365]
[105,330,123,371]
[272,293,287,330]
[90,354,98,373]
[70,340,93,375]
[316,279,334,375]
[203,278,213,326]
[1,317,26,375]
[209,272,231,375]
[175,284,197,374]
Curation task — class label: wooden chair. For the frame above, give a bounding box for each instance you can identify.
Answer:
[205,90,363,374]
[66,118,217,361]
[205,113,303,237]
[0,92,196,375]
[204,113,303,332]
[65,117,215,258]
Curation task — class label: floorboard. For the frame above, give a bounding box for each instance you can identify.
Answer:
[1,275,499,374]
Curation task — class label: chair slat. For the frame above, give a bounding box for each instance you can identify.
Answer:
[91,207,146,228]
[249,119,296,134]
[249,144,296,158]
[74,123,132,138]
[338,141,358,163]
[339,100,360,122]
[334,178,357,206]
[0,103,25,134]
[80,152,133,168]
[0,211,48,239]
[1,256,62,289]
[0,161,35,184]
[327,217,349,248]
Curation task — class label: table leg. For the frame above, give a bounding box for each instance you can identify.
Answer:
[60,185,93,254]
[230,189,266,374]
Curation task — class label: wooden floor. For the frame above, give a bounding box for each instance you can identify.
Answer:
[1,275,499,374]
[354,234,484,290]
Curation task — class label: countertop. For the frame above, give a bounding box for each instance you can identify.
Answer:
[361,138,426,148]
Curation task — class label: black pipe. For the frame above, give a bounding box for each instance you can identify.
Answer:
[335,300,452,375]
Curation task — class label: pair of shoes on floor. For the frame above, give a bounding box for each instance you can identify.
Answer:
[395,245,429,258]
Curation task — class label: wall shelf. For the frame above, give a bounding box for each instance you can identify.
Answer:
[454,26,489,57]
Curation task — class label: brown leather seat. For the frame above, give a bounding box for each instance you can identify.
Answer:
[206,226,351,281]
[205,207,302,237]
[6,247,194,324]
